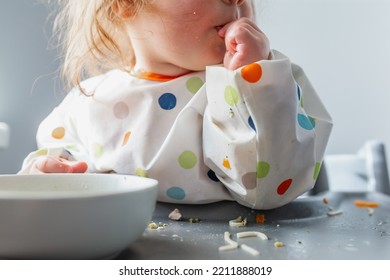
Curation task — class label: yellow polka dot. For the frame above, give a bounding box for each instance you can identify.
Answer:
[52,127,65,139]
[35,149,48,156]
[135,168,148,177]
[122,131,131,146]
[241,63,262,83]
[223,157,231,169]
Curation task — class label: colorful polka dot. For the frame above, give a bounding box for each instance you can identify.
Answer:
[158,93,177,110]
[248,116,256,132]
[52,127,65,139]
[178,150,197,169]
[256,161,270,178]
[313,162,321,180]
[297,114,315,130]
[186,77,204,94]
[241,63,262,83]
[113,102,129,119]
[242,172,257,189]
[207,170,220,182]
[166,186,186,200]
[122,131,131,146]
[135,168,148,177]
[277,179,293,195]
[65,145,80,152]
[297,84,301,101]
[92,143,104,158]
[35,149,48,156]
[224,85,239,106]
[222,157,231,169]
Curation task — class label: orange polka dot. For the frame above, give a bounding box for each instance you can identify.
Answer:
[51,127,65,139]
[122,131,131,146]
[222,158,231,169]
[277,179,292,195]
[241,63,262,83]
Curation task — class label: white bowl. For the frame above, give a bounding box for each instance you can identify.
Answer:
[0,174,158,259]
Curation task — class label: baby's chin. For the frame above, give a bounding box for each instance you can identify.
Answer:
[192,55,225,70]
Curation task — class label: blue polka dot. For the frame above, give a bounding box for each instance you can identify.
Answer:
[166,186,186,200]
[158,93,177,110]
[207,170,220,182]
[248,116,256,132]
[297,84,301,101]
[298,113,315,130]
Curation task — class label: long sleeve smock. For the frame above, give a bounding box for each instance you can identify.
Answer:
[20,50,333,209]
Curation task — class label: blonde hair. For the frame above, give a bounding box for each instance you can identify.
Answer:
[52,0,148,90]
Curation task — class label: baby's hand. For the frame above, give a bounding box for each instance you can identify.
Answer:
[218,18,270,70]
[29,155,88,174]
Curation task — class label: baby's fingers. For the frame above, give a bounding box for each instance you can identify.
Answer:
[33,156,87,174]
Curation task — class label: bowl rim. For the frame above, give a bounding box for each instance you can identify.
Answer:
[0,173,158,200]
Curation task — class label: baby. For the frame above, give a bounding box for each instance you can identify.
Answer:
[20,0,332,209]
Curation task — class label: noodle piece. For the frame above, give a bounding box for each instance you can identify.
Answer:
[237,231,268,240]
[218,231,238,252]
[229,216,247,227]
[241,244,260,256]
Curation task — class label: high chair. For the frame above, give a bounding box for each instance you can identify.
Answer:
[312,140,390,195]
[0,122,9,149]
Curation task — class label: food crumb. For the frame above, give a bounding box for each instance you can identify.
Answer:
[274,241,284,248]
[189,217,201,223]
[168,208,182,221]
[147,222,167,230]
[327,209,343,216]
[354,200,379,208]
[367,207,375,216]
[255,214,265,224]
[229,216,247,227]
[148,222,158,230]
[322,197,329,204]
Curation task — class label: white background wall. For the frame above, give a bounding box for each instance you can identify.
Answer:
[1,0,390,173]
[0,0,63,173]
[256,0,390,157]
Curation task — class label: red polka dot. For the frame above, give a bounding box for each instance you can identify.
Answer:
[277,179,292,195]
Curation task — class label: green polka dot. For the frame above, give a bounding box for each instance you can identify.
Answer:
[93,143,104,158]
[178,150,197,169]
[224,85,239,106]
[256,161,270,178]
[136,168,148,177]
[186,77,204,94]
[313,162,321,180]
[65,144,80,152]
[35,149,48,156]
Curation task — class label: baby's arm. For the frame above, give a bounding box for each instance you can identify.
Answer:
[203,51,333,209]
[218,18,270,70]
[19,89,90,175]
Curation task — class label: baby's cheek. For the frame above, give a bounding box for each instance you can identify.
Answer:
[238,1,254,20]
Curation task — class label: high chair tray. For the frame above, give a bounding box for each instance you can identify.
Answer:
[119,191,390,259]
